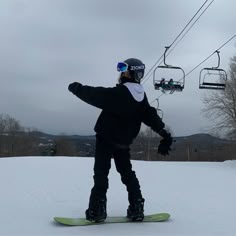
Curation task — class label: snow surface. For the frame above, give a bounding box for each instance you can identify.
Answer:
[0,156,236,236]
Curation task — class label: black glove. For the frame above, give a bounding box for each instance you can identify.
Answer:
[158,130,173,156]
[68,82,82,94]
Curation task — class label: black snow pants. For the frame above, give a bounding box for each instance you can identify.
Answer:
[88,135,143,207]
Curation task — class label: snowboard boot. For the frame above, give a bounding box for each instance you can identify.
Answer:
[127,198,145,221]
[85,198,107,222]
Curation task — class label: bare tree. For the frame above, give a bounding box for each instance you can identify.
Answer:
[0,114,25,156]
[202,54,236,139]
[0,114,23,132]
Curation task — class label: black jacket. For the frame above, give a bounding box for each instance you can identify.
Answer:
[70,82,165,146]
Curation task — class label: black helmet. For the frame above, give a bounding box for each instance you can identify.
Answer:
[124,58,145,83]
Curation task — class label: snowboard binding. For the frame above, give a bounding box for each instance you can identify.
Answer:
[127,198,145,221]
[85,198,107,222]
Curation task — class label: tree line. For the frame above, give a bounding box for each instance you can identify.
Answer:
[0,114,76,157]
[0,113,235,161]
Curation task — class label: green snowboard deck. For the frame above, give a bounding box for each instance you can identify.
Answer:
[54,213,170,226]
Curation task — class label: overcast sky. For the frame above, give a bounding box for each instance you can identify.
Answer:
[0,0,235,137]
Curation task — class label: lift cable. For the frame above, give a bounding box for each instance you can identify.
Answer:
[166,0,215,59]
[142,0,213,85]
[183,34,236,80]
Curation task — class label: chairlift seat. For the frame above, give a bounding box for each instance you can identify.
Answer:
[154,82,184,92]
[199,81,226,90]
[153,46,185,94]
[199,51,227,91]
[199,85,225,90]
[202,82,226,87]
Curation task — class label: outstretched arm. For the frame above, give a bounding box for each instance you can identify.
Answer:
[68,82,117,111]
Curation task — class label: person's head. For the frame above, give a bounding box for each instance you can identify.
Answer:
[117,58,145,84]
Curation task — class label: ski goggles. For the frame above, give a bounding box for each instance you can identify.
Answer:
[117,62,129,72]
[117,62,145,72]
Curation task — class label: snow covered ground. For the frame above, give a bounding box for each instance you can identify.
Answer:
[0,156,236,236]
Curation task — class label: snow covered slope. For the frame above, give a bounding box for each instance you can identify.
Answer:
[0,156,235,235]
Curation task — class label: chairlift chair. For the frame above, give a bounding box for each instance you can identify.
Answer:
[154,99,163,119]
[153,46,185,94]
[199,50,227,90]
[157,108,164,119]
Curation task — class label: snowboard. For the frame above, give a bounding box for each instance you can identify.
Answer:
[54,213,170,226]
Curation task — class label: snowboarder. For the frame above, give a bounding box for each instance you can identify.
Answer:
[68,58,173,223]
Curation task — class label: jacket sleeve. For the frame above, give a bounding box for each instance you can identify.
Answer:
[71,84,119,112]
[142,99,165,133]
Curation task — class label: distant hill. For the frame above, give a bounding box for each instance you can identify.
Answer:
[30,131,95,140]
[177,133,230,143]
[34,131,230,143]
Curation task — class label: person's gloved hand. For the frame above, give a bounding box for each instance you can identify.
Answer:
[158,129,173,156]
[68,82,82,94]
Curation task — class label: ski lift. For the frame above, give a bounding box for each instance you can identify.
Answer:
[199,50,227,90]
[154,99,163,119]
[153,46,185,94]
